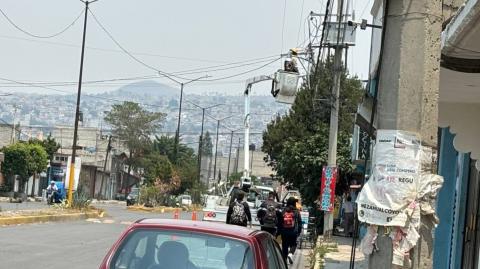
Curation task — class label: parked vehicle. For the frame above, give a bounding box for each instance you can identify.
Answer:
[178,194,192,206]
[126,187,139,206]
[99,219,288,269]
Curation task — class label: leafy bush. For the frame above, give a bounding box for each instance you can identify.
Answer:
[0,182,12,192]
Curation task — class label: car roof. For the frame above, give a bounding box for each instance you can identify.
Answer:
[134,219,260,238]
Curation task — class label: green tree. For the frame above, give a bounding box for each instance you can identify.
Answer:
[201,131,213,157]
[262,59,362,206]
[2,143,48,194]
[150,135,198,195]
[29,135,61,161]
[28,144,49,197]
[143,153,174,186]
[104,101,165,191]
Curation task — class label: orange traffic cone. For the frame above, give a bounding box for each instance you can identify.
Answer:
[191,211,197,221]
[173,209,179,219]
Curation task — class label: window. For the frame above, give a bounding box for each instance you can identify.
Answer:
[272,239,287,269]
[261,235,281,269]
[111,229,254,269]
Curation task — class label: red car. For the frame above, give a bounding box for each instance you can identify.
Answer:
[99,219,288,269]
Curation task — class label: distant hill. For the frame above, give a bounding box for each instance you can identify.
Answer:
[115,80,179,98]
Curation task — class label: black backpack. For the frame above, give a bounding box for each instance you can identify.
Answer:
[262,205,278,228]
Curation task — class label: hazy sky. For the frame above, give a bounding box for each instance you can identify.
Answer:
[0,0,373,96]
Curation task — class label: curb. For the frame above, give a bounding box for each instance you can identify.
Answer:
[313,236,323,269]
[0,211,103,226]
[91,200,126,205]
[126,206,180,213]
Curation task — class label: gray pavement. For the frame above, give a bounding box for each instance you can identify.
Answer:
[0,203,308,269]
[324,236,366,269]
[0,201,49,211]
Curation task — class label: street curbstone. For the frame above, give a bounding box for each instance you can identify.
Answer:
[0,210,104,226]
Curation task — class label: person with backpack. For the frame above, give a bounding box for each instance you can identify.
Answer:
[279,197,302,264]
[226,191,252,227]
[257,191,282,236]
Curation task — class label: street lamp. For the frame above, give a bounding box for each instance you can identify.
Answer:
[157,72,209,163]
[225,128,242,180]
[184,100,224,183]
[207,114,235,185]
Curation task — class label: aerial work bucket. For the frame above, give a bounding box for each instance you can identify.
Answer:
[271,70,300,104]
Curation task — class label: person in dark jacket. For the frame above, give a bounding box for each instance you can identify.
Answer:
[229,181,241,203]
[226,191,252,227]
[278,197,302,264]
[257,192,282,236]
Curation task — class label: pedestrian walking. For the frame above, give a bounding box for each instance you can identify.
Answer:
[229,180,241,203]
[279,197,302,264]
[257,191,282,236]
[226,191,252,227]
[342,196,354,237]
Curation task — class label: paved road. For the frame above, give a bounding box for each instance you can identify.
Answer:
[0,201,49,211]
[0,204,308,269]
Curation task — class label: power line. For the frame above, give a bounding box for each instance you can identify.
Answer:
[195,58,281,82]
[87,9,194,81]
[0,8,84,39]
[296,0,307,45]
[0,34,230,64]
[0,76,196,111]
[0,34,280,70]
[359,0,373,19]
[281,0,288,54]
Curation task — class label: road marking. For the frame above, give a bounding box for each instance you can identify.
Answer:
[102,219,115,224]
[86,218,102,223]
[120,221,133,225]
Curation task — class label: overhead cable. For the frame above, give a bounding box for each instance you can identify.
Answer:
[0,8,84,39]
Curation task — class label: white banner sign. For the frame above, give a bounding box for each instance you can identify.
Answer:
[357,130,421,226]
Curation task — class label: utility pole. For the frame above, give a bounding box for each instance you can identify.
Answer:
[212,115,234,182]
[366,0,442,268]
[67,0,98,205]
[98,135,112,199]
[188,102,223,183]
[173,82,184,163]
[213,119,220,182]
[235,138,241,174]
[10,104,18,144]
[165,75,208,163]
[226,130,234,180]
[198,108,205,181]
[324,0,346,237]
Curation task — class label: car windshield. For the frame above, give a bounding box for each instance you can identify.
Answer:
[111,229,254,269]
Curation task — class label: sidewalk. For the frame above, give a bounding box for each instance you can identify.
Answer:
[324,236,366,269]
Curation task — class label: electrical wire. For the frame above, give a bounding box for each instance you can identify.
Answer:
[359,0,373,19]
[0,34,232,64]
[0,34,280,72]
[0,76,185,110]
[87,9,193,81]
[195,58,281,82]
[281,0,287,54]
[89,9,283,83]
[296,0,307,45]
[0,8,84,39]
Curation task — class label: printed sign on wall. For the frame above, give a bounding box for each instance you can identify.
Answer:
[320,166,338,212]
[356,130,421,226]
